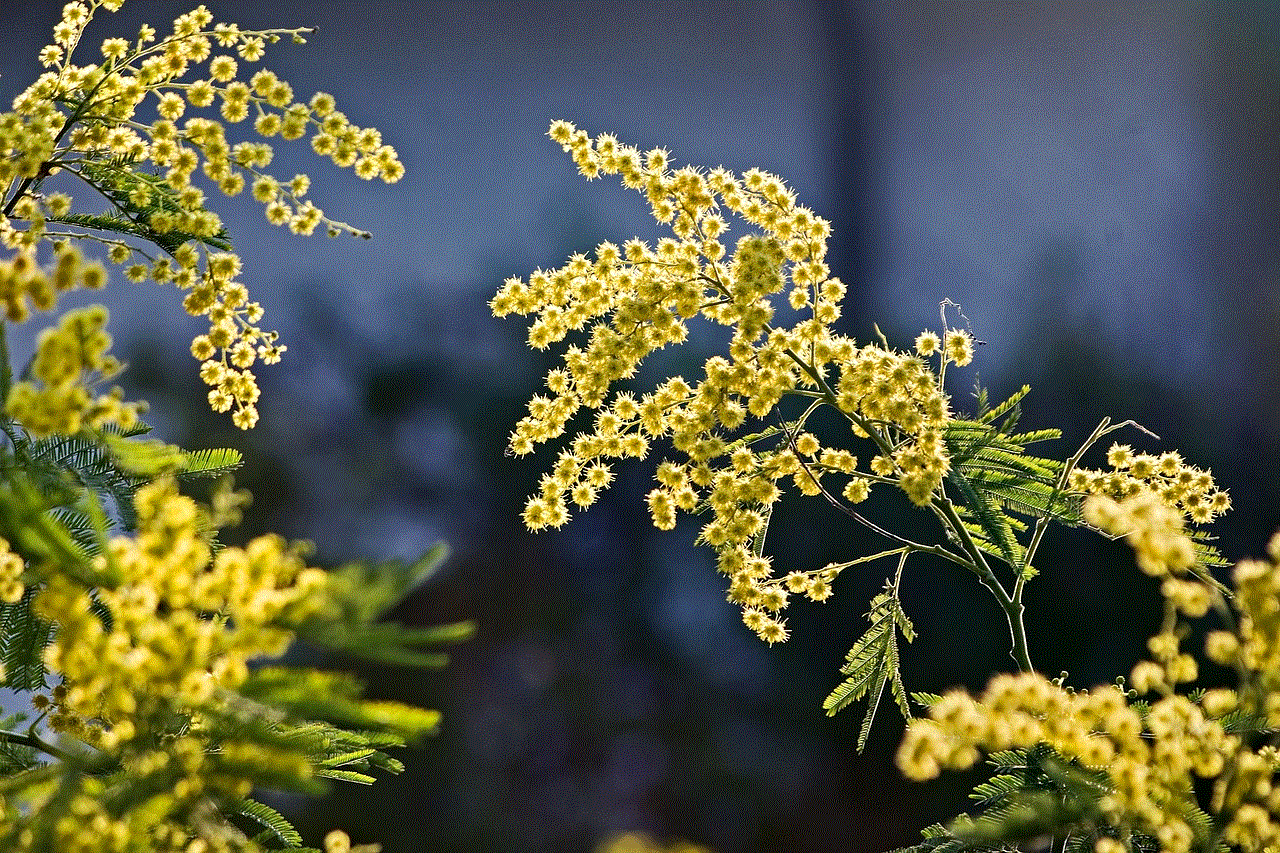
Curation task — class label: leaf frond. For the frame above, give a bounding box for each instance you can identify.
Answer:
[978,384,1031,426]
[0,587,53,691]
[234,798,303,848]
[824,589,915,749]
[178,447,244,479]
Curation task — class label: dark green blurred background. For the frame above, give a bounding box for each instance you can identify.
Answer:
[4,2,1279,851]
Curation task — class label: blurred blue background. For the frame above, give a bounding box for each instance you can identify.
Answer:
[4,2,1279,851]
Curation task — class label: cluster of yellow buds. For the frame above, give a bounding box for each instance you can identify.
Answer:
[4,304,145,437]
[1,0,403,428]
[0,244,104,323]
[0,5,444,852]
[36,477,327,747]
[1083,491,1199,579]
[898,674,1237,853]
[1075,442,1230,525]
[0,537,25,604]
[1227,533,1280,698]
[837,342,953,506]
[0,473,338,852]
[896,511,1280,852]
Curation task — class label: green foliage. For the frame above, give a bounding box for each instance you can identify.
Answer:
[0,426,466,848]
[943,384,1079,580]
[300,545,477,667]
[500,123,1274,853]
[823,582,914,751]
[0,588,53,691]
[234,798,304,848]
[821,382,1097,739]
[55,157,233,255]
[177,446,245,479]
[0,715,39,777]
[237,667,443,742]
[909,692,945,710]
[892,823,1013,853]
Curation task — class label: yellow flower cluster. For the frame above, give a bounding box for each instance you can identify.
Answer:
[1084,488,1220,694]
[497,123,964,644]
[1082,491,1199,579]
[1074,443,1230,526]
[1199,536,1280,852]
[36,477,327,746]
[0,244,104,323]
[0,537,25,604]
[4,304,145,437]
[897,674,1236,853]
[897,510,1280,851]
[1227,534,1280,699]
[0,476,336,852]
[1,1,403,428]
[834,343,951,505]
[3,745,299,853]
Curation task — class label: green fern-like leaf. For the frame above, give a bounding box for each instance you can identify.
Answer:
[22,427,186,534]
[823,593,892,715]
[969,772,1028,808]
[910,691,944,710]
[99,434,187,479]
[195,695,427,803]
[1217,707,1275,735]
[823,588,914,750]
[976,384,1030,426]
[320,544,450,624]
[315,768,377,785]
[57,157,232,254]
[940,385,1088,584]
[0,716,40,776]
[926,746,1164,853]
[947,466,1025,572]
[178,447,244,479]
[319,748,379,768]
[946,427,1074,523]
[47,505,97,551]
[29,432,136,517]
[0,588,52,691]
[307,622,461,668]
[234,798,303,848]
[298,544,475,667]
[237,667,442,742]
[985,749,1031,768]
[0,469,111,590]
[891,822,1013,853]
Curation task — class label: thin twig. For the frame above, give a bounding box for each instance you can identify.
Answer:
[776,413,971,571]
